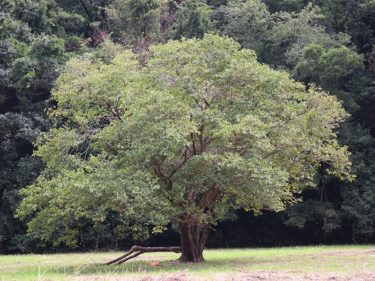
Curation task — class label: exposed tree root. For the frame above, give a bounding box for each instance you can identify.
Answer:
[105,246,181,265]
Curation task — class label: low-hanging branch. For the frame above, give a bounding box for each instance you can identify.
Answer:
[105,246,182,265]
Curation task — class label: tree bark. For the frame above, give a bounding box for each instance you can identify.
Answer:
[178,222,208,262]
[105,222,210,265]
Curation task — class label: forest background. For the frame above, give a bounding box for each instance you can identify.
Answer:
[1,0,375,253]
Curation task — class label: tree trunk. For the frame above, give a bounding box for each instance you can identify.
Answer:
[105,223,210,265]
[178,222,209,262]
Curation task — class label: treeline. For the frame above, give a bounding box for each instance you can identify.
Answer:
[0,0,374,253]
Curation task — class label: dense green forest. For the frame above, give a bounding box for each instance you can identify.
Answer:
[1,0,375,254]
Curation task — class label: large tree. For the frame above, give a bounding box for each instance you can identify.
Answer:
[17,35,352,262]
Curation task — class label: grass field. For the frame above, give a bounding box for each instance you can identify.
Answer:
[1,245,375,280]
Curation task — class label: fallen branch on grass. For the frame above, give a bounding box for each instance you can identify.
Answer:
[105,246,182,265]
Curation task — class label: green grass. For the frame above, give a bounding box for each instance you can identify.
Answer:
[1,245,375,280]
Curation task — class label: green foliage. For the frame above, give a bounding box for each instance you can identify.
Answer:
[0,0,83,253]
[294,44,365,113]
[340,125,375,241]
[263,0,375,54]
[0,112,48,251]
[222,0,271,54]
[252,1,375,242]
[17,35,351,247]
[221,2,351,69]
[264,4,349,68]
[12,35,67,92]
[109,0,161,44]
[169,0,213,39]
[317,0,375,54]
[0,0,374,252]
[285,200,341,233]
[261,0,316,13]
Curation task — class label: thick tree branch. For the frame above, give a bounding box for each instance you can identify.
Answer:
[154,159,173,188]
[168,146,193,178]
[106,246,181,265]
[105,101,124,122]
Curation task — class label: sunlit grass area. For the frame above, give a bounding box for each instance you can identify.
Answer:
[1,245,375,280]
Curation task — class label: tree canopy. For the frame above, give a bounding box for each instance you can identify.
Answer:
[17,34,351,262]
